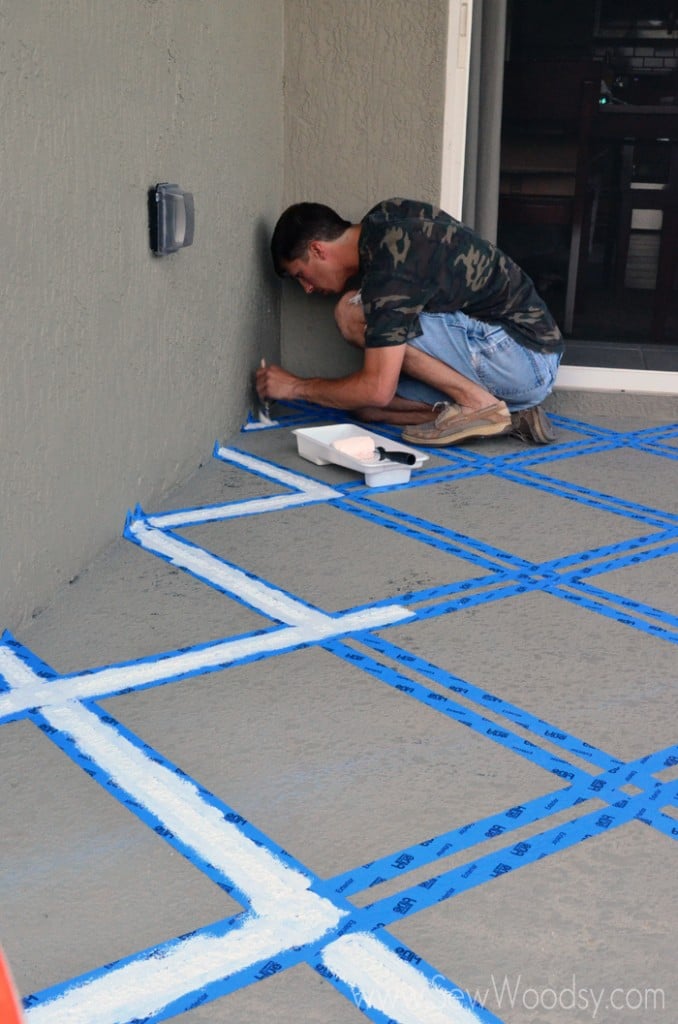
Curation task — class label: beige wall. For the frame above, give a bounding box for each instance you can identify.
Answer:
[280,0,449,379]
[1,0,453,633]
[1,1,283,630]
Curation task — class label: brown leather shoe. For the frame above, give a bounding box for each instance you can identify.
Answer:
[402,401,512,446]
[510,405,557,444]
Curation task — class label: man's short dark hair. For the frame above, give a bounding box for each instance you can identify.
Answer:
[270,202,351,276]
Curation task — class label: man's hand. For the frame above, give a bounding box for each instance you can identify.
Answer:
[256,362,302,402]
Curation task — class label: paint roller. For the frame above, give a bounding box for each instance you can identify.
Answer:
[331,436,416,465]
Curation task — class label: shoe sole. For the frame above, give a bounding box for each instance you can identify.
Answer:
[402,420,512,447]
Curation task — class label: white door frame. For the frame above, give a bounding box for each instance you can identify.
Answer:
[440,0,678,397]
[440,0,473,219]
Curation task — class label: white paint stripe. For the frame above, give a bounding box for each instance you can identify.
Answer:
[128,519,331,628]
[23,707,341,1019]
[323,932,483,1024]
[13,687,344,1024]
[0,645,45,687]
[0,646,50,710]
[10,658,463,1024]
[146,446,342,528]
[28,924,486,1024]
[146,490,331,528]
[26,916,328,1024]
[0,602,412,716]
[41,701,331,912]
[242,418,277,429]
[214,445,342,497]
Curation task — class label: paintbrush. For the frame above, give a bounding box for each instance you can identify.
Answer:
[258,357,274,425]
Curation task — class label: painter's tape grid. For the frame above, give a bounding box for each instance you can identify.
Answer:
[4,643,498,1024]
[323,637,678,832]
[336,497,537,575]
[550,583,678,645]
[23,637,672,1024]
[497,464,678,529]
[567,576,678,633]
[322,639,593,784]
[332,461,678,644]
[359,790,660,930]
[134,434,678,646]
[356,635,619,769]
[2,407,676,1024]
[16,650,676,1024]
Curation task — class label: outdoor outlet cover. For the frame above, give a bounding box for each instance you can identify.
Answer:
[148,182,195,256]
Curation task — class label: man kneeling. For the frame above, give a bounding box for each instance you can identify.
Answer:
[257,198,561,446]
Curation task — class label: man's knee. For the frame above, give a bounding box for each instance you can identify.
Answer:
[335,290,366,348]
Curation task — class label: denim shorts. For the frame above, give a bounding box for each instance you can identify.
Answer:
[395,310,561,412]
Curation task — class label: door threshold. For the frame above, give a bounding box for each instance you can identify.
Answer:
[555,365,678,396]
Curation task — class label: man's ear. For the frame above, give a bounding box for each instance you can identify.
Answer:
[308,240,327,260]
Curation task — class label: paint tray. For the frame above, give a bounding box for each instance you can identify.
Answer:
[293,424,428,487]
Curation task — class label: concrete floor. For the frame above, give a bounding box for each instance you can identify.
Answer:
[1,392,677,1024]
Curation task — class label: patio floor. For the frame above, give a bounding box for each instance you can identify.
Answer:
[1,392,677,1024]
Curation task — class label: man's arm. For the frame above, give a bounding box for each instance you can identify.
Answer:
[256,344,406,411]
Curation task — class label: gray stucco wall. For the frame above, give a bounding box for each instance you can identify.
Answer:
[1,1,283,630]
[280,0,449,379]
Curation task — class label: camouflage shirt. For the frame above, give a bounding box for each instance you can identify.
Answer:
[358,198,563,354]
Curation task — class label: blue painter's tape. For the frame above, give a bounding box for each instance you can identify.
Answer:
[24,683,501,1024]
[360,795,644,929]
[213,444,313,490]
[548,414,623,438]
[553,583,678,644]
[42,624,290,699]
[515,441,620,470]
[498,464,678,528]
[331,744,677,899]
[324,640,592,783]
[571,577,678,630]
[308,934,506,1024]
[123,505,147,535]
[359,634,620,770]
[214,443,350,497]
[409,576,559,623]
[344,463,489,498]
[330,786,588,897]
[23,914,264,1014]
[332,461,678,644]
[336,497,534,573]
[339,569,520,612]
[539,529,677,576]
[631,439,678,461]
[0,636,60,721]
[127,520,315,620]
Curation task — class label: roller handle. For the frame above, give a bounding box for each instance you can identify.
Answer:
[376,447,416,465]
